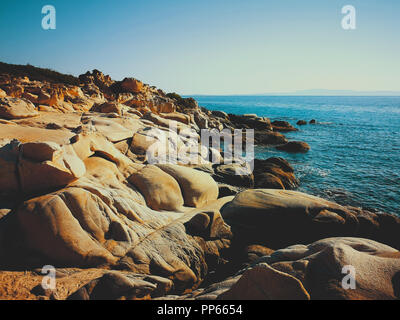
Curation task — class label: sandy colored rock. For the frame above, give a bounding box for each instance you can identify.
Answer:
[0,139,85,195]
[157,164,219,208]
[221,189,359,248]
[219,263,310,300]
[128,165,184,211]
[121,78,144,93]
[263,237,400,300]
[91,101,126,116]
[0,97,38,119]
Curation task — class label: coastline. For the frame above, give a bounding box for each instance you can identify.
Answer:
[0,64,400,300]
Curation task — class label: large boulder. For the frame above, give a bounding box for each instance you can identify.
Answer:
[128,165,184,212]
[7,157,231,293]
[174,237,400,300]
[271,120,298,132]
[221,189,400,250]
[0,97,38,119]
[261,237,400,300]
[254,131,288,145]
[276,141,310,153]
[121,78,144,93]
[0,139,85,196]
[156,164,219,208]
[253,158,299,189]
[213,163,254,188]
[220,190,356,248]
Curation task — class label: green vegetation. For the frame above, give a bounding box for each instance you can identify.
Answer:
[0,62,79,85]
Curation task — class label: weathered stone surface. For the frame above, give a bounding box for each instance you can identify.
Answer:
[121,78,144,93]
[91,101,126,116]
[261,237,400,300]
[254,131,288,145]
[253,158,299,189]
[221,189,359,248]
[157,164,219,208]
[221,189,400,250]
[276,141,310,153]
[0,139,85,196]
[271,120,298,132]
[0,97,38,119]
[128,165,184,211]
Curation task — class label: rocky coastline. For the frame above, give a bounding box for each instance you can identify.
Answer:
[0,63,399,300]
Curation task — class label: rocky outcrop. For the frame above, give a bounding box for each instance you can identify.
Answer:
[221,189,400,250]
[168,237,400,300]
[259,237,400,300]
[0,97,38,119]
[0,63,398,301]
[271,120,298,132]
[276,141,310,153]
[128,165,184,211]
[156,164,219,208]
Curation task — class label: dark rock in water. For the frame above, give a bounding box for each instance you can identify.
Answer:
[297,120,307,125]
[276,141,310,153]
[254,173,285,189]
[309,119,316,124]
[253,157,298,190]
[229,114,272,130]
[254,130,288,145]
[271,120,298,132]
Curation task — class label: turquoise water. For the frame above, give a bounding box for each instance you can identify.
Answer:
[192,96,400,215]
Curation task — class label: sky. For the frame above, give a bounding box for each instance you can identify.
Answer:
[0,0,399,95]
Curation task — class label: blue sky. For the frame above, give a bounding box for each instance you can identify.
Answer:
[0,0,399,94]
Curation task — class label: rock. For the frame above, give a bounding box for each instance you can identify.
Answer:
[271,120,298,132]
[0,97,38,119]
[68,272,157,300]
[218,184,242,197]
[221,189,361,248]
[91,102,126,116]
[193,110,208,129]
[254,173,285,189]
[128,165,184,211]
[211,110,228,119]
[0,139,85,196]
[221,189,400,251]
[254,131,288,145]
[253,158,298,189]
[213,163,254,188]
[159,112,191,125]
[229,114,272,130]
[121,78,144,93]
[297,120,307,125]
[156,164,219,208]
[276,141,310,153]
[0,88,6,98]
[8,156,231,292]
[262,237,400,300]
[219,263,310,300]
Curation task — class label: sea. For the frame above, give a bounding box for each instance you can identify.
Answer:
[191,95,400,216]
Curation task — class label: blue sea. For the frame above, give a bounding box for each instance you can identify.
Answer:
[192,96,400,216]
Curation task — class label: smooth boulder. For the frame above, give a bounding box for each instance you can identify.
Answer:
[0,97,38,119]
[128,165,184,211]
[157,164,219,208]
